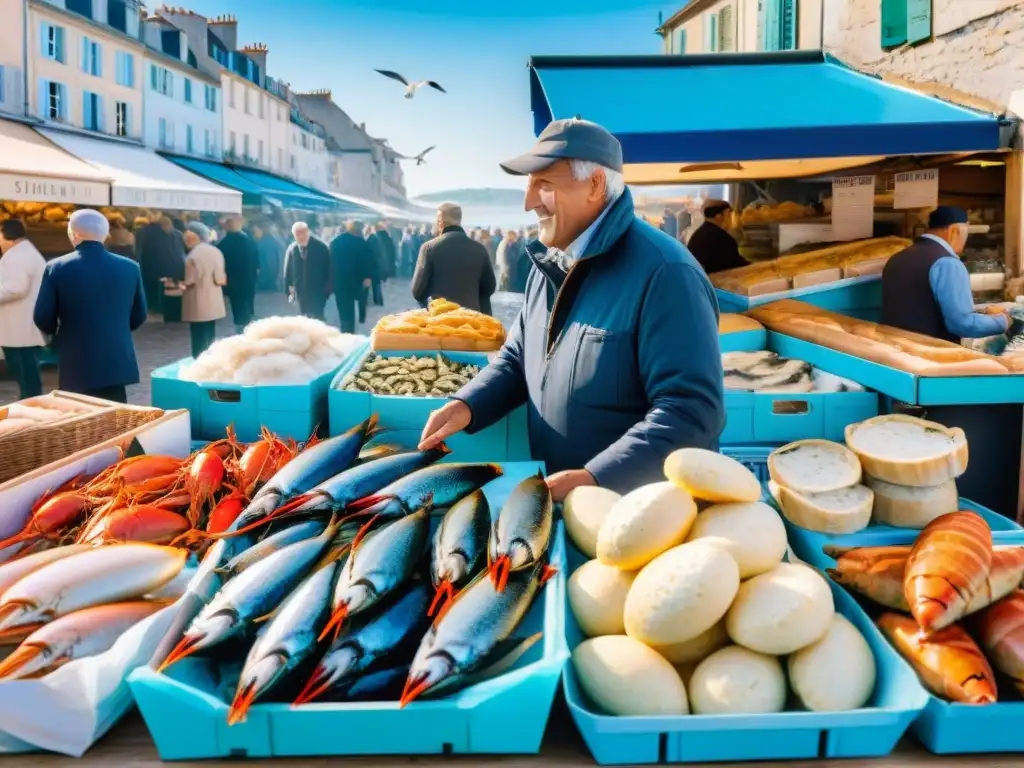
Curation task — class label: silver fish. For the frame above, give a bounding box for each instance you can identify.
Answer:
[429,490,490,617]
[488,472,553,592]
[320,508,430,640]
[401,560,550,707]
[228,416,380,535]
[158,520,339,672]
[293,581,431,705]
[217,521,328,579]
[346,463,503,521]
[227,559,341,725]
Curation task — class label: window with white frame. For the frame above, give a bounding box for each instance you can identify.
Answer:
[204,129,215,157]
[229,81,236,109]
[259,94,265,119]
[290,153,295,170]
[229,130,236,153]
[277,148,283,168]
[81,38,101,76]
[186,125,194,153]
[115,101,129,136]
[82,91,102,131]
[204,84,217,112]
[150,65,172,96]
[244,88,251,115]
[184,78,193,104]
[41,24,65,63]
[115,51,134,88]
[243,133,250,158]
[258,139,264,162]
[39,80,67,120]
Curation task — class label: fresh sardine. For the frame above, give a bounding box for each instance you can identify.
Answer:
[294,581,431,704]
[320,508,430,640]
[346,463,503,521]
[488,473,553,592]
[0,544,93,596]
[217,520,328,579]
[430,490,490,616]
[227,559,340,725]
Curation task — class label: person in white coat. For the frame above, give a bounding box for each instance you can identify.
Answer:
[180,221,227,359]
[0,220,46,398]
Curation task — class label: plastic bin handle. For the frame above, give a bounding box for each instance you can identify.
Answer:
[208,389,242,403]
[771,400,810,416]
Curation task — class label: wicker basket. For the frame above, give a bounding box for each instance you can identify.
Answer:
[0,391,164,484]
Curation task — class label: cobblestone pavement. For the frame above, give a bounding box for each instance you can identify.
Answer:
[0,279,524,407]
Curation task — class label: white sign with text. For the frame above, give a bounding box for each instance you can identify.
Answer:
[831,176,875,241]
[894,169,939,209]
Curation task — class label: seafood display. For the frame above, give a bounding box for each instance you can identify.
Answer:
[371,298,506,352]
[722,351,865,394]
[825,511,1024,704]
[569,448,876,717]
[155,452,556,725]
[339,352,483,396]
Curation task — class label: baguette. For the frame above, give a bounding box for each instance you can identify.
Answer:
[845,415,968,488]
[768,439,862,495]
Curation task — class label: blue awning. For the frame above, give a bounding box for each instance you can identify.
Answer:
[230,168,341,212]
[528,52,1016,166]
[163,156,279,208]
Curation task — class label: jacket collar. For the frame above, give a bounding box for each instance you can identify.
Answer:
[442,225,464,235]
[75,240,107,255]
[526,186,636,267]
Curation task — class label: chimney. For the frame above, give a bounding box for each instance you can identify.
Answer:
[208,13,237,50]
[360,122,366,131]
[242,42,268,73]
[298,88,332,100]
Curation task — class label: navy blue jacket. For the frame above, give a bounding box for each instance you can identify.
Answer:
[455,189,725,494]
[34,241,147,392]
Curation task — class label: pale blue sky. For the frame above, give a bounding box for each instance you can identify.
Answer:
[185,0,678,196]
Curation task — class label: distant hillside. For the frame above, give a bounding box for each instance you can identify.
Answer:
[413,188,525,207]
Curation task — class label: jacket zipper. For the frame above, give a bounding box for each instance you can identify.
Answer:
[541,262,579,401]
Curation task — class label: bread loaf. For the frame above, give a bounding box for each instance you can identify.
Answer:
[748,300,1010,377]
[865,475,959,528]
[774,483,874,534]
[768,439,862,494]
[719,314,764,335]
[845,415,968,487]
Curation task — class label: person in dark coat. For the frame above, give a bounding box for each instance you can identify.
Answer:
[687,200,747,275]
[399,226,418,278]
[135,217,169,313]
[372,221,397,281]
[159,217,187,324]
[217,216,259,333]
[882,206,1010,342]
[412,203,496,314]
[330,220,376,333]
[253,223,284,292]
[284,222,332,321]
[33,209,147,403]
[365,223,385,307]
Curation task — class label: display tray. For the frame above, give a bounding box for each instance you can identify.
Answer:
[770,333,1024,406]
[715,274,882,318]
[718,328,767,353]
[720,334,879,445]
[563,546,928,765]
[151,340,367,443]
[129,461,568,761]
[806,529,1024,755]
[328,348,510,462]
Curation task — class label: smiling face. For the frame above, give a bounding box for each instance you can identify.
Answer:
[524,160,607,250]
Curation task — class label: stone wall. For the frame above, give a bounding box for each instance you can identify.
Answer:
[823,0,1024,105]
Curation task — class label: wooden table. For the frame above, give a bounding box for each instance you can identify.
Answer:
[5,708,1024,767]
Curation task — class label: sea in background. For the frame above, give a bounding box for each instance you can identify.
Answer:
[424,204,535,231]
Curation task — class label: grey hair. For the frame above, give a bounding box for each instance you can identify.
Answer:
[69,209,110,242]
[570,159,625,202]
[186,221,211,241]
[292,221,310,235]
[437,203,462,226]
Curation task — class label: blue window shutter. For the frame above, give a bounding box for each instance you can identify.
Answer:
[96,95,104,131]
[59,84,67,119]
[81,37,89,71]
[95,44,102,78]
[83,92,92,129]
[40,23,48,57]
[781,0,796,50]
[680,28,687,53]
[150,64,157,90]
[55,27,64,62]
[37,78,47,117]
[907,0,931,43]
[763,0,781,50]
[881,0,908,47]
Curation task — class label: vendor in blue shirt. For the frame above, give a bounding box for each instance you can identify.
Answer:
[882,206,1011,343]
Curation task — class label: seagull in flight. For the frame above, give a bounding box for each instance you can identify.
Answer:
[411,146,435,166]
[375,70,447,99]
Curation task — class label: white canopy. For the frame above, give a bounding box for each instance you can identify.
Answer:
[39,129,242,213]
[0,119,110,205]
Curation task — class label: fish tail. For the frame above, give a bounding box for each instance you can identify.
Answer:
[427,580,454,618]
[345,493,386,514]
[318,604,349,643]
[399,670,433,708]
[293,666,333,706]
[489,556,511,593]
[365,412,382,439]
[227,679,259,726]
[0,644,42,679]
[540,564,559,585]
[156,633,203,673]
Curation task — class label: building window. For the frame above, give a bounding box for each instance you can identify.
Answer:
[244,88,251,115]
[278,104,284,121]
[277,148,283,168]
[115,51,134,87]
[718,5,735,51]
[204,84,217,112]
[229,131,236,153]
[186,125,194,154]
[258,139,264,162]
[704,13,719,52]
[150,65,172,96]
[204,129,215,157]
[243,134,250,158]
[81,38,101,76]
[230,81,236,109]
[761,0,797,51]
[290,154,296,170]
[882,0,932,48]
[258,95,265,119]
[115,100,129,136]
[41,24,65,63]
[39,79,67,120]
[65,0,93,19]
[184,78,193,104]
[83,91,102,130]
[158,118,174,150]
[673,28,687,54]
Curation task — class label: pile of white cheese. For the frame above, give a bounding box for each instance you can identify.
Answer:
[769,414,969,533]
[565,449,876,717]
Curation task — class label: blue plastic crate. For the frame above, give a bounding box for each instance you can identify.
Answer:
[783,497,1024,570]
[152,360,203,437]
[563,545,928,765]
[329,349,509,462]
[809,529,1024,754]
[718,328,766,353]
[715,275,882,316]
[128,462,568,761]
[720,445,773,483]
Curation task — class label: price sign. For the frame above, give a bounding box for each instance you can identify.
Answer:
[894,169,939,209]
[831,176,875,240]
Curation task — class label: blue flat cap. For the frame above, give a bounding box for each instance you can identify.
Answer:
[929,206,968,228]
[500,117,623,176]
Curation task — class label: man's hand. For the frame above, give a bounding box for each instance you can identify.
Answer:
[418,400,471,450]
[545,469,596,502]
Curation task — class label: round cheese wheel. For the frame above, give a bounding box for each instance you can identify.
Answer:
[572,635,689,716]
[564,486,622,558]
[597,482,697,570]
[689,645,786,715]
[687,501,787,578]
[726,562,835,655]
[652,619,730,665]
[664,449,762,503]
[624,542,740,646]
[789,614,876,712]
[568,560,636,638]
